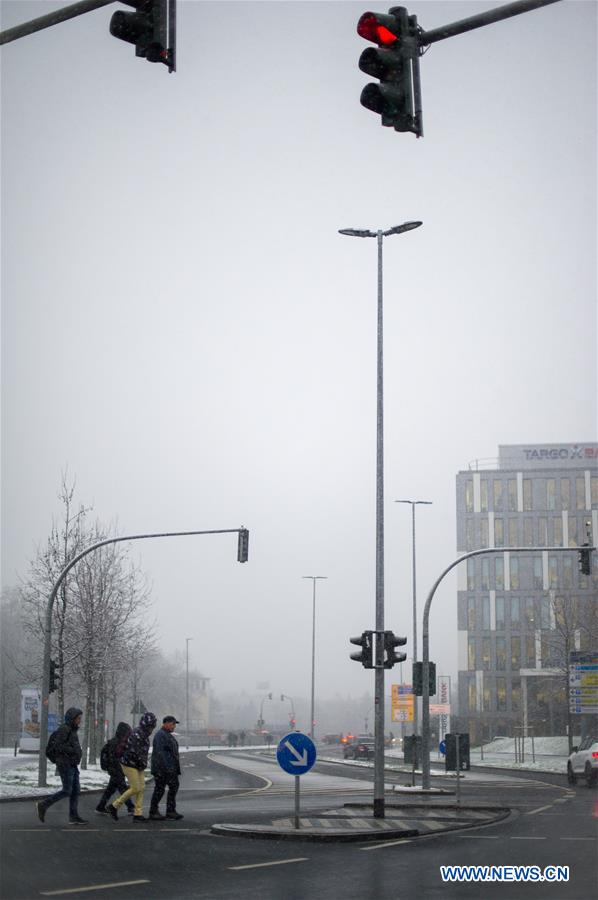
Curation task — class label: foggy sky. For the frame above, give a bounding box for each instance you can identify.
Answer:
[1,1,596,707]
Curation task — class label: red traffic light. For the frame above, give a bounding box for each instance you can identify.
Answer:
[357,12,399,46]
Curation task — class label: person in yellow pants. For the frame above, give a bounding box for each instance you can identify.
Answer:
[107,712,156,822]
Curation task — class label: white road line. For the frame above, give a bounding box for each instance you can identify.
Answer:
[40,879,150,895]
[228,858,309,871]
[455,835,499,839]
[560,837,595,841]
[525,805,553,815]
[360,839,413,851]
[510,836,547,840]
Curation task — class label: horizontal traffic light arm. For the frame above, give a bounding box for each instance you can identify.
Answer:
[0,0,114,46]
[417,0,562,48]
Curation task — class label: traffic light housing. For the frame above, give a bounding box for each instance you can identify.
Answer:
[49,659,60,694]
[412,660,436,696]
[357,6,422,136]
[237,528,249,563]
[579,544,591,576]
[110,0,169,65]
[350,631,374,668]
[383,631,407,668]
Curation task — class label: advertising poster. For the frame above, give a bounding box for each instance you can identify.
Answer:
[20,687,41,752]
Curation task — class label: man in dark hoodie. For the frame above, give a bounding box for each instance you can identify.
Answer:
[107,712,156,822]
[149,715,183,820]
[96,722,135,815]
[36,707,87,825]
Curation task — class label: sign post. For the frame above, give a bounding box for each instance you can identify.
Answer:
[276,732,317,830]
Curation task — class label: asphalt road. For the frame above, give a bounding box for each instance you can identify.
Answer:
[1,750,596,899]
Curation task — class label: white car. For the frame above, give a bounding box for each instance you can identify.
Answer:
[567,735,598,787]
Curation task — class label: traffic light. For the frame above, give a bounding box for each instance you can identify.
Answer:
[49,659,60,694]
[383,631,407,668]
[110,0,168,64]
[350,631,374,668]
[357,6,422,135]
[237,528,249,563]
[412,660,436,696]
[578,544,591,576]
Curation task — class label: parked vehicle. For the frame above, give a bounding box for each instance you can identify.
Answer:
[343,739,375,760]
[567,735,598,787]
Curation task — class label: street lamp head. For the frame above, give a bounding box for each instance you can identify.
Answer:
[338,228,376,238]
[302,575,328,580]
[395,499,433,506]
[383,221,423,237]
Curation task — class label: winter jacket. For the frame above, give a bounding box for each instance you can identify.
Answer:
[52,707,83,768]
[119,712,157,771]
[104,722,132,775]
[151,727,181,776]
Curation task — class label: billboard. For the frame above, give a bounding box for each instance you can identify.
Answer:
[20,687,41,752]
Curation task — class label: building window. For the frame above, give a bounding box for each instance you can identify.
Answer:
[508,519,518,547]
[592,476,598,507]
[523,518,532,547]
[467,597,476,631]
[546,479,556,510]
[548,556,558,588]
[483,681,492,711]
[465,480,474,513]
[511,635,521,669]
[523,479,532,511]
[468,680,477,711]
[480,480,488,512]
[495,557,504,591]
[541,635,554,667]
[538,517,547,545]
[510,597,520,629]
[512,678,521,711]
[525,635,535,667]
[533,557,543,589]
[541,597,551,630]
[467,558,475,591]
[510,557,520,590]
[568,517,577,547]
[496,596,505,631]
[551,517,563,546]
[497,678,507,711]
[481,597,490,631]
[494,480,504,512]
[468,637,476,670]
[480,519,489,548]
[465,519,474,551]
[508,479,518,512]
[576,477,586,510]
[496,637,506,670]
[524,598,535,629]
[495,518,504,547]
[482,638,491,670]
[563,556,573,589]
[561,479,571,511]
[481,558,490,591]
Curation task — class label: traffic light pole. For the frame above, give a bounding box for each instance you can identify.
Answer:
[420,544,595,791]
[417,0,562,48]
[0,0,114,45]
[38,526,247,786]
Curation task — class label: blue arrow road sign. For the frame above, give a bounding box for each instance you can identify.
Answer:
[276,732,317,775]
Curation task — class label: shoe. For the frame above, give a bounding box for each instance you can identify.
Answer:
[166,812,184,820]
[126,807,135,815]
[69,816,88,825]
[149,811,166,820]
[95,806,107,815]
[107,804,118,821]
[36,801,46,823]
[132,815,147,822]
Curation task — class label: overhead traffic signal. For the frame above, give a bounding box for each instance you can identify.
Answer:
[357,6,422,136]
[413,660,436,696]
[237,528,249,563]
[578,544,591,577]
[383,631,407,668]
[49,659,60,694]
[110,0,170,66]
[350,631,374,668]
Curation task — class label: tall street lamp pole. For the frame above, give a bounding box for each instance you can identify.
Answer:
[185,637,193,750]
[339,221,422,818]
[302,575,327,741]
[395,498,432,737]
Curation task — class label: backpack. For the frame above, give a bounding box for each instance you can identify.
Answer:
[99,742,110,771]
[45,730,60,764]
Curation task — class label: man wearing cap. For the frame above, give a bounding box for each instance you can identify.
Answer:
[149,716,183,820]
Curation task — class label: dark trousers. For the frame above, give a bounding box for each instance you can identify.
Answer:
[149,771,179,813]
[98,769,135,811]
[43,765,80,818]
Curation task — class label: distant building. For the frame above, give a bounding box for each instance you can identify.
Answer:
[456,443,598,742]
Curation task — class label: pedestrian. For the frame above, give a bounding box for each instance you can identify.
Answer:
[149,716,183,820]
[106,711,156,822]
[96,722,135,816]
[35,707,87,825]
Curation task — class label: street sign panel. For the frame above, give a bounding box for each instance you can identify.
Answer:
[276,732,316,776]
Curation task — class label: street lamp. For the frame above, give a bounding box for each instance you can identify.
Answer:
[185,637,193,750]
[302,575,327,741]
[339,221,422,818]
[281,693,296,729]
[395,498,432,737]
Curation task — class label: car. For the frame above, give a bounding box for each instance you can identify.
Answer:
[343,739,375,760]
[567,735,598,787]
[322,733,342,745]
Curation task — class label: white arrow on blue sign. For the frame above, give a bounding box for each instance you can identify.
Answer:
[276,732,317,775]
